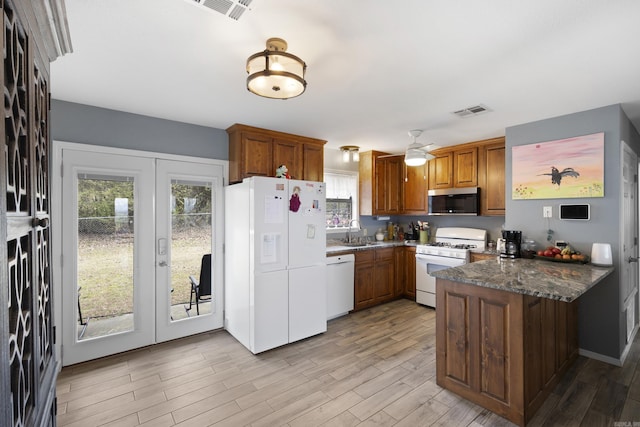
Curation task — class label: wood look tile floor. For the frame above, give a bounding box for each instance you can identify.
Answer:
[57,299,640,426]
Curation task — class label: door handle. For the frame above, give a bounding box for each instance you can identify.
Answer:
[158,238,167,255]
[159,261,169,267]
[32,217,49,228]
[628,256,639,263]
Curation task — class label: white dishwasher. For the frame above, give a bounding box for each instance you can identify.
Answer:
[326,254,355,320]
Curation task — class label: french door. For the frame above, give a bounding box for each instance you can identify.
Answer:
[55,144,224,365]
[155,159,224,342]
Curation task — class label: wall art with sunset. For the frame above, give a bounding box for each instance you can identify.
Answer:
[512,132,604,200]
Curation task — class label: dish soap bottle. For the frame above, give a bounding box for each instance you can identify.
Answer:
[387,222,394,241]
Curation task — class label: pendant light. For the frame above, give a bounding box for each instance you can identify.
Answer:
[246,38,307,99]
[404,130,436,166]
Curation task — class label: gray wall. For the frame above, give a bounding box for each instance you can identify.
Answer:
[505,103,640,359]
[354,215,504,244]
[51,100,229,159]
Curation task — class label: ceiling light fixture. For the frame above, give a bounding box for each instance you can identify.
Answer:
[246,38,307,99]
[340,146,360,163]
[404,130,436,166]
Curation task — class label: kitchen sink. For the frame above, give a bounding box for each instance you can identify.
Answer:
[340,242,369,247]
[327,241,393,252]
[336,241,388,248]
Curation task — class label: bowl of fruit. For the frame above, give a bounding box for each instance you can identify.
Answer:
[535,245,588,263]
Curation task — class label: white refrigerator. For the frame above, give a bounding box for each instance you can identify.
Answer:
[225,176,327,354]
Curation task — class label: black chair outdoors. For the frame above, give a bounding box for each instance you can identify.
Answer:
[186,254,212,316]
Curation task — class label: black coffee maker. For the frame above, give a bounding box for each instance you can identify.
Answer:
[500,230,522,259]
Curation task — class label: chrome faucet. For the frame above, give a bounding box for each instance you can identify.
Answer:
[346,219,361,243]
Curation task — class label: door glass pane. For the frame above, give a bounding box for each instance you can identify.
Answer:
[77,175,135,340]
[169,179,212,321]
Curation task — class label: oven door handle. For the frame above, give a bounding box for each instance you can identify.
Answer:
[415,253,466,268]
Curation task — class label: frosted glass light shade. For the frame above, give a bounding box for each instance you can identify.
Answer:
[404,145,434,166]
[246,38,307,99]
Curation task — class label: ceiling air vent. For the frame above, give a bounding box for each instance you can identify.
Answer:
[452,104,491,118]
[190,0,253,21]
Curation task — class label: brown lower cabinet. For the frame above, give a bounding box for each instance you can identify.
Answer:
[404,246,416,299]
[436,278,578,426]
[394,247,405,297]
[353,246,416,311]
[354,248,395,311]
[470,251,499,262]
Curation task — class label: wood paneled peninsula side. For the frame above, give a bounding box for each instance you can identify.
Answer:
[431,259,613,426]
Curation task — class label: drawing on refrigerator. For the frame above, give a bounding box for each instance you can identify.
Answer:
[225,176,327,354]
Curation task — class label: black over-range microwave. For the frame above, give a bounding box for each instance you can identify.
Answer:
[427,187,479,215]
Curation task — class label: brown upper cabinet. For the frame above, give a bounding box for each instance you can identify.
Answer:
[227,123,326,183]
[478,137,506,216]
[359,150,388,215]
[358,136,504,216]
[453,147,478,187]
[374,155,403,215]
[428,151,453,189]
[272,137,301,179]
[302,143,324,182]
[403,162,428,214]
[429,146,477,189]
[360,151,427,215]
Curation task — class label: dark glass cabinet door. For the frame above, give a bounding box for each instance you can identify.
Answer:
[1,0,57,425]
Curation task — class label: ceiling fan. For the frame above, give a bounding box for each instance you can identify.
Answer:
[404,130,439,166]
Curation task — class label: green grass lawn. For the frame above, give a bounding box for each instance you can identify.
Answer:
[78,227,212,319]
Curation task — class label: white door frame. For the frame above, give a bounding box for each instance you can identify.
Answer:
[52,141,228,366]
[621,140,639,353]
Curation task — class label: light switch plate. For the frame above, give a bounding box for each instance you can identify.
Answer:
[543,206,552,218]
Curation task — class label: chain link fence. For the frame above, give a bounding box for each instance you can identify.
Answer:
[78,213,211,235]
[78,213,212,319]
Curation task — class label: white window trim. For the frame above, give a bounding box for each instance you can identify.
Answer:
[324,168,359,234]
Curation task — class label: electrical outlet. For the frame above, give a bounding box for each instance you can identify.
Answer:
[543,206,552,218]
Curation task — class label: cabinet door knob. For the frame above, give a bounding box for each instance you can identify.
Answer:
[32,217,49,228]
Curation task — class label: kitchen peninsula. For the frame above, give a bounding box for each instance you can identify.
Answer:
[432,258,613,426]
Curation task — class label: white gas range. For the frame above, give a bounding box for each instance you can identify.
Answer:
[415,227,487,307]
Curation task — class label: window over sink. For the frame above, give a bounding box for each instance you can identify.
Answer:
[324,169,358,233]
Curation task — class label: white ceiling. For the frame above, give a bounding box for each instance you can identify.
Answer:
[51,0,640,154]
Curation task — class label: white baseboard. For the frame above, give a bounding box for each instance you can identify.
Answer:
[578,348,623,367]
[578,322,639,367]
[621,323,640,364]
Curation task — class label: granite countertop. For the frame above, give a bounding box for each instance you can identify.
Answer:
[326,240,414,254]
[430,258,614,302]
[470,249,500,256]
